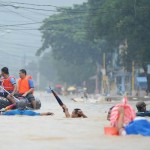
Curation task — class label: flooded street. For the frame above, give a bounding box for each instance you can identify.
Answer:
[0,92,150,150]
[0,0,149,149]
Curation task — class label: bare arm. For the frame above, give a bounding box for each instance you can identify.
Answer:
[23,79,34,96]
[27,88,34,95]
[62,104,71,118]
[64,108,71,118]
[12,84,17,95]
[82,114,88,118]
[77,110,88,118]
[23,88,34,96]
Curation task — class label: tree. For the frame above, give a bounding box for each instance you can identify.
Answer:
[37,3,104,86]
[87,0,150,92]
[87,0,150,68]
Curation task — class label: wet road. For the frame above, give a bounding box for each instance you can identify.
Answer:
[0,92,150,150]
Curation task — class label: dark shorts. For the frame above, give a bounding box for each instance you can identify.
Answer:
[26,93,35,103]
[15,93,35,103]
[0,92,9,98]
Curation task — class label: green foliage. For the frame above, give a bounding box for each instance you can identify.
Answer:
[38,0,150,86]
[37,3,103,85]
[87,0,150,67]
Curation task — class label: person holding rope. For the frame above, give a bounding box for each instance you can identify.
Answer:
[0,67,17,104]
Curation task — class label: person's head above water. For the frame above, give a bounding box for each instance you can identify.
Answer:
[61,104,87,118]
[17,100,27,110]
[71,108,84,118]
[136,101,146,112]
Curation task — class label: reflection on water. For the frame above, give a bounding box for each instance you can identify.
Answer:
[0,92,150,150]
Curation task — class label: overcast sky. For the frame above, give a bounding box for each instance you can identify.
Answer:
[0,0,86,74]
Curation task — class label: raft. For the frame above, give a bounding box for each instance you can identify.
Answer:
[0,97,41,110]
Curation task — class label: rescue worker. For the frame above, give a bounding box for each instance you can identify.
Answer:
[17,69,36,109]
[0,67,17,104]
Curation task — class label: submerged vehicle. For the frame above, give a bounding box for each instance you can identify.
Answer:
[0,97,41,110]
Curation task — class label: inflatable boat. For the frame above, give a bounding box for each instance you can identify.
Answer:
[0,97,41,110]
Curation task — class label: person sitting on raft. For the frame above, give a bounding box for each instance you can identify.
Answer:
[61,104,87,118]
[0,67,17,104]
[136,101,150,117]
[1,100,54,116]
[16,69,36,109]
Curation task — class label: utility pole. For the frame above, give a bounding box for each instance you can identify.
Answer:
[95,63,100,94]
[103,53,106,69]
[101,53,106,94]
[132,61,135,96]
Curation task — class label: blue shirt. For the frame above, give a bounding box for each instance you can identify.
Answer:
[28,79,34,88]
[10,77,16,85]
[125,118,150,136]
[2,110,40,116]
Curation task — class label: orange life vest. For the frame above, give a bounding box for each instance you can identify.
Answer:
[2,76,15,91]
[18,75,33,94]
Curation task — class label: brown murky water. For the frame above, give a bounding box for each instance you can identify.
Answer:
[0,92,150,150]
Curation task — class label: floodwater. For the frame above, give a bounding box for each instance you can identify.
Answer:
[0,92,150,150]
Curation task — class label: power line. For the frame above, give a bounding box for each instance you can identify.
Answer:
[0,40,39,49]
[0,0,111,13]
[0,3,58,12]
[0,2,100,14]
[0,13,91,28]
[0,27,41,37]
[0,2,37,22]
[0,27,89,33]
[1,1,59,8]
[0,24,96,34]
[0,6,115,28]
[0,8,127,29]
[21,7,51,17]
[0,21,42,27]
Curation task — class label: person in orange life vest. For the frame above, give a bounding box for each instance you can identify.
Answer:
[17,69,36,109]
[0,67,17,104]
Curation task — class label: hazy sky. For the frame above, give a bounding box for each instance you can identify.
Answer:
[0,0,86,74]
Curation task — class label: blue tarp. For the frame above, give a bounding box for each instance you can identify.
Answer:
[125,118,150,136]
